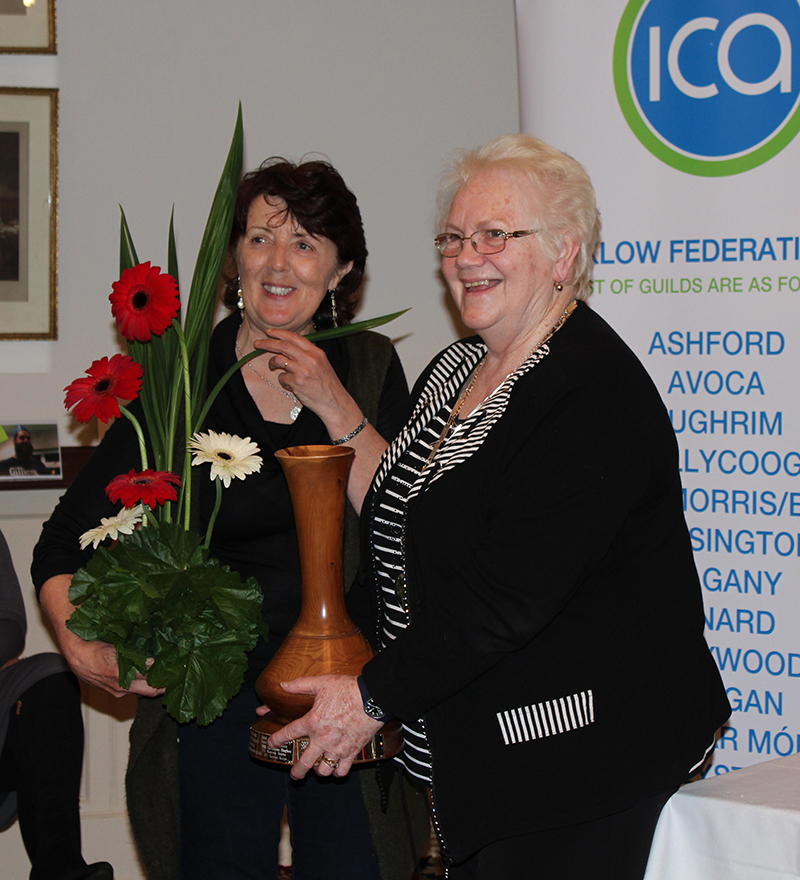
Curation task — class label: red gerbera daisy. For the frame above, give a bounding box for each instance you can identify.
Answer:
[106,469,182,508]
[64,354,144,423]
[110,262,180,342]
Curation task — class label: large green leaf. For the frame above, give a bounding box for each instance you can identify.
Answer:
[148,639,249,726]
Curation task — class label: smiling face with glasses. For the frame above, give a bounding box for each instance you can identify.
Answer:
[438,167,577,353]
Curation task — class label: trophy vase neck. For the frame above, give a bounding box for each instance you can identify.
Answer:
[255,445,374,724]
[277,445,357,638]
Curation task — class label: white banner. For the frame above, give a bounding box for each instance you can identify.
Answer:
[516,0,800,776]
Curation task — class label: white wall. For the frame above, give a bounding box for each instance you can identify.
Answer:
[0,0,520,433]
[0,3,520,876]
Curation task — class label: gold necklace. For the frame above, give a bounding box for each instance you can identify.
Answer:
[421,357,486,471]
[539,299,577,347]
[421,300,577,472]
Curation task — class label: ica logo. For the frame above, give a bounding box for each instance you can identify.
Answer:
[614,0,800,175]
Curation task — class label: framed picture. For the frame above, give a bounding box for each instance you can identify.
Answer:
[0,421,61,480]
[0,0,56,54]
[0,87,57,339]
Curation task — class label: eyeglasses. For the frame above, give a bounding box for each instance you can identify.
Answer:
[434,228,539,257]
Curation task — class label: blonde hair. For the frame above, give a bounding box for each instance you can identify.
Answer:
[437,134,601,300]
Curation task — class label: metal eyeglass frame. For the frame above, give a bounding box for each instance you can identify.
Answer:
[434,229,539,256]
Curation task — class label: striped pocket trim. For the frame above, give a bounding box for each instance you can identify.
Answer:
[496,690,595,746]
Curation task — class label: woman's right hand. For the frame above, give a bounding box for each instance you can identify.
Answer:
[39,574,164,698]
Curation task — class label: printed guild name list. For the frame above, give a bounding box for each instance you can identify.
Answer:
[647,326,799,774]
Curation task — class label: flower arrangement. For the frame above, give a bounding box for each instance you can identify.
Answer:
[61,108,406,725]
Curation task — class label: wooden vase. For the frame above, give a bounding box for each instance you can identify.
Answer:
[249,444,401,765]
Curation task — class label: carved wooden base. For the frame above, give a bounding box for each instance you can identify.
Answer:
[249,712,403,766]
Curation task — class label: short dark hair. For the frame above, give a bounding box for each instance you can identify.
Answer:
[222,158,367,326]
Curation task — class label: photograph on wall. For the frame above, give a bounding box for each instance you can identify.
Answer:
[0,88,57,339]
[0,421,61,479]
[0,126,25,288]
[0,0,56,54]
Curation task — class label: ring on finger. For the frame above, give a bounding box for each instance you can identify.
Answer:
[321,755,339,769]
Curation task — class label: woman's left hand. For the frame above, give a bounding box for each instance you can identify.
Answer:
[254,329,360,430]
[266,674,383,780]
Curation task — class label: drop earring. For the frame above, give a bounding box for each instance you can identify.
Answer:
[237,277,244,313]
[329,289,339,328]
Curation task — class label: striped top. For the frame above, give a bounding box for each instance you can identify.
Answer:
[368,338,551,784]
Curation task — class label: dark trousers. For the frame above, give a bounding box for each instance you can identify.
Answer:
[449,786,677,880]
[178,685,381,880]
[0,671,88,880]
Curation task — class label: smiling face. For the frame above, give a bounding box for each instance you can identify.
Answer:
[442,167,572,352]
[235,196,353,337]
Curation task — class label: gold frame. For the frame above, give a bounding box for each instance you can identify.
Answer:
[0,0,56,54]
[0,87,58,339]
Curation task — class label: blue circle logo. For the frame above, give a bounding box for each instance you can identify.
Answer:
[614,0,800,175]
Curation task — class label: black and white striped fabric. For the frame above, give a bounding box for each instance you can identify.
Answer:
[368,339,551,785]
[496,690,595,746]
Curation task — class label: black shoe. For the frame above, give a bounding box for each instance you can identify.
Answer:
[65,862,114,880]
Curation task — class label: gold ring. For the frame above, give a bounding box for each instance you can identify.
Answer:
[321,756,339,769]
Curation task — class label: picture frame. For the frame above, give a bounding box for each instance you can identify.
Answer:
[0,0,56,54]
[0,87,58,339]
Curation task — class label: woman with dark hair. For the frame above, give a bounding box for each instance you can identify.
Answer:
[32,158,409,880]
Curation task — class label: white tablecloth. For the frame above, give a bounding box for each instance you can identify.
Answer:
[644,754,800,879]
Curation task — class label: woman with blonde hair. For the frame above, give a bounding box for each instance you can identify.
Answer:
[264,135,730,879]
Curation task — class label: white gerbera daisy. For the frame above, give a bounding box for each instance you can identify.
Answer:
[190,430,263,488]
[79,504,145,550]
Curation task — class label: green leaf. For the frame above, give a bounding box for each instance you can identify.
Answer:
[306,308,410,342]
[184,105,244,409]
[167,207,180,291]
[119,207,139,274]
[148,640,249,726]
[210,577,264,633]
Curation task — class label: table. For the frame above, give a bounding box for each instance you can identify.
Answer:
[644,754,800,879]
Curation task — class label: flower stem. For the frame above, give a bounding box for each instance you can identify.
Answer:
[204,479,223,550]
[119,406,149,471]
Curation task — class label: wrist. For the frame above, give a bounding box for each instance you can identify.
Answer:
[357,675,394,722]
[331,416,368,446]
[320,398,365,442]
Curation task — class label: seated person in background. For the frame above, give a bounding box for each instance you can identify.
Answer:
[0,529,114,880]
[0,427,50,477]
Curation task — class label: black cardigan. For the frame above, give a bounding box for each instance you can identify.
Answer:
[353,302,730,864]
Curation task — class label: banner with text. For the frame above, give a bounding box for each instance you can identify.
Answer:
[516,0,800,775]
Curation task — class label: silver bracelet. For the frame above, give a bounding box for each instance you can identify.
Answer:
[331,416,368,445]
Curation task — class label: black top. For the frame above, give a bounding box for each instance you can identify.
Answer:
[350,302,730,863]
[32,311,409,682]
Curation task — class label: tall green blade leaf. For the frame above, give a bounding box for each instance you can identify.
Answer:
[184,105,244,409]
[307,309,410,342]
[119,207,139,274]
[167,207,180,293]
